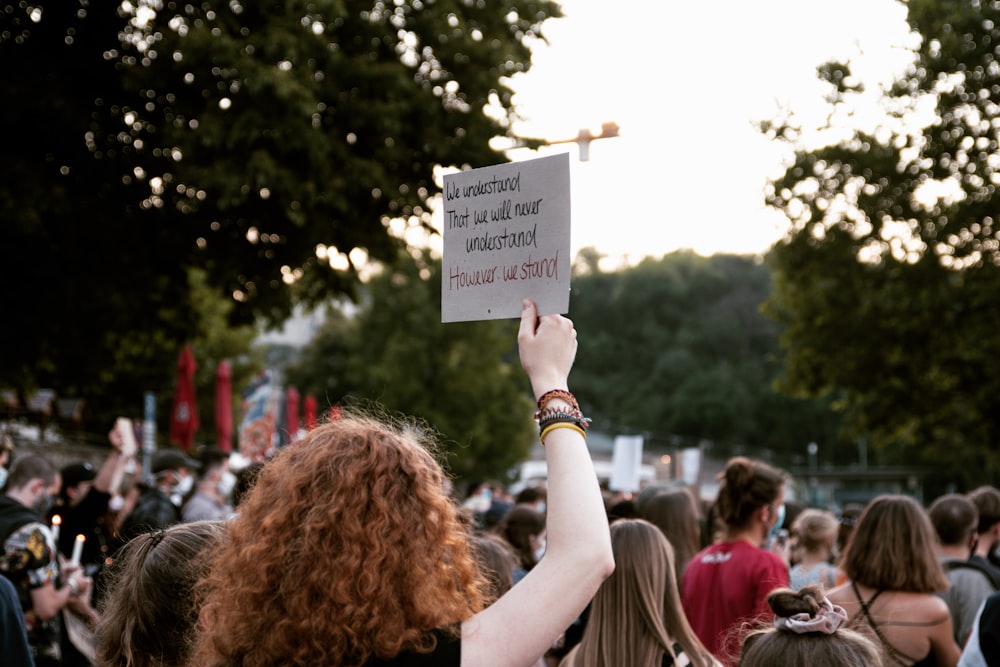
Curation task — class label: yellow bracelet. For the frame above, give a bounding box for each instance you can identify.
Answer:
[540,421,587,445]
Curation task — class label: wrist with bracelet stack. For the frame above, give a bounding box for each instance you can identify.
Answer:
[534,389,591,445]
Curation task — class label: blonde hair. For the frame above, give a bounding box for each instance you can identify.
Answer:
[790,508,838,553]
[572,519,715,667]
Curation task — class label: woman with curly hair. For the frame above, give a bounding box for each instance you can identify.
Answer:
[560,518,718,667]
[191,300,615,667]
[739,585,883,667]
[827,495,960,667]
[95,520,226,667]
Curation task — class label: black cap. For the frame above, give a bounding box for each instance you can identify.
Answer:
[194,445,230,468]
[152,449,202,475]
[60,462,96,488]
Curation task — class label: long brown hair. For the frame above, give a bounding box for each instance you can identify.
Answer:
[640,487,701,588]
[96,520,226,667]
[840,494,948,593]
[572,519,715,667]
[191,410,487,666]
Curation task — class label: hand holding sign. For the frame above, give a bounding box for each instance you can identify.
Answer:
[442,153,571,322]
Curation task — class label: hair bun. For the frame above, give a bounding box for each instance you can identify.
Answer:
[767,585,823,618]
[723,457,754,489]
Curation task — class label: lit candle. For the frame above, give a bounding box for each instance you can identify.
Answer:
[70,534,85,567]
[51,515,61,544]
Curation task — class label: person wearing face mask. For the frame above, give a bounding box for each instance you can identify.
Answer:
[116,449,200,545]
[181,447,236,523]
[0,452,96,667]
[0,434,15,492]
[681,456,790,666]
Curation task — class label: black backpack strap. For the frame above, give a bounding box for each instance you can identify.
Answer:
[945,558,1000,590]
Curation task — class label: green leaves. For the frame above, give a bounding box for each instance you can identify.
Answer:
[763,0,1000,492]
[567,251,840,462]
[0,0,557,427]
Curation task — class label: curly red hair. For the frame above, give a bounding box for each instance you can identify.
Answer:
[191,410,486,666]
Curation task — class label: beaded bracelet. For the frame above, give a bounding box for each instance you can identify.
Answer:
[536,389,580,412]
[540,421,587,445]
[534,404,588,425]
[537,412,591,432]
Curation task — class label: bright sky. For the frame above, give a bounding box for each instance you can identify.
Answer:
[489,0,918,268]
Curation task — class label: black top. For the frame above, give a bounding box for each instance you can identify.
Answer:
[364,630,460,667]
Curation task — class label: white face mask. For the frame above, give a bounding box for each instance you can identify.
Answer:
[108,494,126,512]
[0,467,7,490]
[172,473,194,498]
[533,537,547,562]
[217,471,237,499]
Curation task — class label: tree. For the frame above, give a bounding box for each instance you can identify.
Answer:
[761,0,1000,491]
[285,250,536,482]
[567,250,844,464]
[0,0,559,424]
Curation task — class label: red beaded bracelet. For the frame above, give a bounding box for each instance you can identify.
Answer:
[536,389,580,412]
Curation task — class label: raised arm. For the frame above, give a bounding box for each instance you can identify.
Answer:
[460,300,614,667]
[93,422,126,495]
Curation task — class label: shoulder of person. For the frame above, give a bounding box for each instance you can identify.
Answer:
[895,591,952,620]
[947,563,997,589]
[6,520,50,545]
[948,557,1000,589]
[2,522,54,570]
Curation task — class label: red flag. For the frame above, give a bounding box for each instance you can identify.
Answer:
[169,345,199,452]
[286,386,300,440]
[304,395,318,431]
[215,360,233,453]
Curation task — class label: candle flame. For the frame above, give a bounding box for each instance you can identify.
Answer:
[52,515,61,525]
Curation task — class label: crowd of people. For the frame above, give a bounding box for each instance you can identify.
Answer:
[1,302,1000,667]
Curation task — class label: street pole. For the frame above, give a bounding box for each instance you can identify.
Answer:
[807,441,818,506]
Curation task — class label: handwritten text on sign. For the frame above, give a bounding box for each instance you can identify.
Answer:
[442,153,571,322]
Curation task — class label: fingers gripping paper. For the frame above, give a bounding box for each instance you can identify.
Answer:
[442,153,571,322]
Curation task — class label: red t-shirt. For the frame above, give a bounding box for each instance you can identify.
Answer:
[681,540,789,665]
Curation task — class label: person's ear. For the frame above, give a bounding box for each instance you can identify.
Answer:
[28,478,46,496]
[754,505,767,527]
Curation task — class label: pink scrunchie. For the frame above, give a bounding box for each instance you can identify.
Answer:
[773,596,848,635]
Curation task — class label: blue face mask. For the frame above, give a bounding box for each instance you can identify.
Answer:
[768,502,786,539]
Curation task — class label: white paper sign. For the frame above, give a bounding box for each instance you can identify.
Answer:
[680,447,701,487]
[441,153,571,322]
[610,434,644,493]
